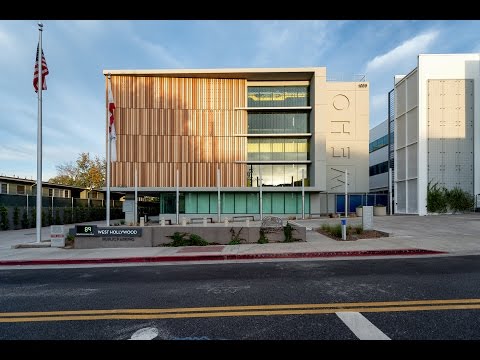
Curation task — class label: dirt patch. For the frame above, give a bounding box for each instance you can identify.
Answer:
[316,229,389,241]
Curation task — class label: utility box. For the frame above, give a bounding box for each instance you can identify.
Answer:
[362,206,374,230]
[50,225,65,247]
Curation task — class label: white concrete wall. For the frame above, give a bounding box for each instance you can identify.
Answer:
[370,145,388,166]
[370,119,388,141]
[370,173,389,192]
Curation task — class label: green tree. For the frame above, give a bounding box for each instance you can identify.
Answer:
[49,152,106,189]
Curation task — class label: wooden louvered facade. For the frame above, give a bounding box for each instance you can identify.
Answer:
[107,76,247,187]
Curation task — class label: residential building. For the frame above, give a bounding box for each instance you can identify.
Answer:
[103,67,370,222]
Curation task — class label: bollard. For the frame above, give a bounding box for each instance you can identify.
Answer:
[160,217,165,226]
[203,217,207,227]
[140,216,145,227]
[341,218,347,240]
[224,217,229,227]
[182,217,187,226]
[246,219,250,227]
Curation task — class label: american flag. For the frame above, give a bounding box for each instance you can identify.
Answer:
[33,43,49,93]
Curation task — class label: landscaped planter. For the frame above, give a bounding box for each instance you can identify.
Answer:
[356,207,363,217]
[373,206,387,216]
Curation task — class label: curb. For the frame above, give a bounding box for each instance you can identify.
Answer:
[0,249,447,266]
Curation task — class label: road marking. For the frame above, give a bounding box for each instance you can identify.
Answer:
[2,298,480,323]
[129,327,158,340]
[336,312,390,340]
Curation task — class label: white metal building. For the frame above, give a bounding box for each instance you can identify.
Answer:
[394,54,479,215]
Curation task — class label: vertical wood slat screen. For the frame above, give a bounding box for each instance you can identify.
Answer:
[108,76,247,187]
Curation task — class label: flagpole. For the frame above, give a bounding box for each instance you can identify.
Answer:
[106,73,111,226]
[36,22,43,243]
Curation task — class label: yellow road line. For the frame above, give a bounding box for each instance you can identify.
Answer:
[1,300,480,323]
[1,304,480,323]
[1,298,480,317]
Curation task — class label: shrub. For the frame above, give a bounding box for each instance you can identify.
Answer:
[229,227,245,245]
[30,207,36,228]
[165,232,209,247]
[427,182,448,213]
[258,228,268,244]
[55,209,62,225]
[0,205,9,230]
[188,234,209,246]
[283,222,297,242]
[65,234,75,247]
[320,223,342,238]
[330,224,342,238]
[21,209,29,229]
[13,207,20,230]
[446,187,474,213]
[63,208,72,224]
[354,225,364,234]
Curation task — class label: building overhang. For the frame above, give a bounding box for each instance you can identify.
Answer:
[102,67,322,81]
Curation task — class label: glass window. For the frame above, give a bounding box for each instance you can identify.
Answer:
[271,140,284,161]
[247,139,259,161]
[222,193,235,214]
[0,183,7,194]
[185,193,198,214]
[271,165,286,186]
[259,165,273,186]
[284,139,297,160]
[17,185,25,195]
[246,193,259,213]
[234,193,247,213]
[284,193,297,213]
[197,193,210,213]
[262,193,272,214]
[209,193,218,214]
[272,193,285,213]
[247,86,309,107]
[248,112,309,134]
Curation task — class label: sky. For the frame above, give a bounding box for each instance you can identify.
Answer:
[1,19,480,181]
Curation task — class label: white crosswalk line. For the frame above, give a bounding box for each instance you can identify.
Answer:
[129,327,159,340]
[336,312,390,340]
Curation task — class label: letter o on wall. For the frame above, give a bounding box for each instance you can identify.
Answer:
[333,94,350,110]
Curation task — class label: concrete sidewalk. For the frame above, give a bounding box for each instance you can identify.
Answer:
[1,213,480,268]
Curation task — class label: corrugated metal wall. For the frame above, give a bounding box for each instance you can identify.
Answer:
[107,76,248,187]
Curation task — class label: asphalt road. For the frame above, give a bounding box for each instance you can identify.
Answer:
[1,255,480,340]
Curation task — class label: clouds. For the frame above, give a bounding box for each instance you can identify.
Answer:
[252,20,335,67]
[1,20,480,180]
[365,30,439,74]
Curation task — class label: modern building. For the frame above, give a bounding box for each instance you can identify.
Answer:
[394,54,480,215]
[369,119,390,194]
[103,67,370,222]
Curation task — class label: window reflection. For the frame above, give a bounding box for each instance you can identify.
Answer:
[248,86,309,107]
[247,164,309,187]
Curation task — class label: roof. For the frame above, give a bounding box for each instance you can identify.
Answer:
[102,67,324,81]
[0,175,96,191]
